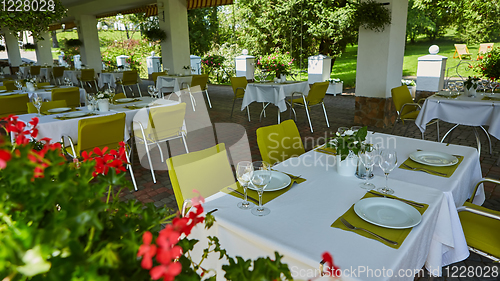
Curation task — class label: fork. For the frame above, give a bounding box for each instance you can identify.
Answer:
[340,218,398,245]
[401,163,447,176]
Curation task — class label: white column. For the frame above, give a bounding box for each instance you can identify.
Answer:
[355,0,408,98]
[157,0,191,74]
[3,30,22,66]
[76,15,102,72]
[35,31,53,65]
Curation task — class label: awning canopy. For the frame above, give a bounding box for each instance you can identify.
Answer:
[49,0,233,30]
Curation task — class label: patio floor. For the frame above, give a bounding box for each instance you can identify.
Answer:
[122,84,499,280]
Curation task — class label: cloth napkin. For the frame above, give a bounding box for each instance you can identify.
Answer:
[115,98,141,104]
[42,108,80,115]
[222,171,306,205]
[125,103,159,110]
[482,96,500,101]
[399,155,464,178]
[55,112,96,120]
[315,144,337,156]
[331,191,428,249]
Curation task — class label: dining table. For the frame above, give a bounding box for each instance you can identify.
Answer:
[40,67,53,81]
[241,81,309,123]
[156,74,193,93]
[98,71,142,89]
[62,69,81,86]
[2,86,87,104]
[189,132,484,281]
[415,91,500,154]
[18,66,31,78]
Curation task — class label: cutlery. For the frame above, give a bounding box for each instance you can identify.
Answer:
[401,163,447,176]
[271,169,302,179]
[340,218,398,245]
[367,191,424,208]
[227,187,259,205]
[315,148,336,155]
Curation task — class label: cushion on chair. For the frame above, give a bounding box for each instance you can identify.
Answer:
[230,77,247,99]
[80,69,95,81]
[256,120,305,165]
[400,110,420,121]
[121,70,139,85]
[459,202,500,259]
[3,80,17,91]
[27,100,67,114]
[77,113,126,155]
[52,87,80,108]
[52,66,65,78]
[0,94,29,117]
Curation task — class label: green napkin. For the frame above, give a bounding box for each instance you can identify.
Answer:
[482,96,500,101]
[399,155,463,178]
[55,112,96,120]
[115,98,141,104]
[42,108,80,115]
[222,172,306,204]
[315,144,337,156]
[331,192,428,249]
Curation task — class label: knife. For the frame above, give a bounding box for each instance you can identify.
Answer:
[227,187,260,204]
[367,191,424,208]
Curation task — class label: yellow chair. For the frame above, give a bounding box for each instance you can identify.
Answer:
[190,74,211,108]
[118,70,142,97]
[151,71,168,82]
[37,82,50,87]
[167,143,235,214]
[256,120,305,166]
[391,85,439,140]
[30,65,41,77]
[63,113,137,190]
[52,66,65,85]
[458,178,500,262]
[230,76,251,121]
[453,44,472,60]
[27,100,67,114]
[478,43,494,58]
[79,69,98,90]
[3,80,17,91]
[0,94,29,117]
[289,81,330,133]
[133,103,188,183]
[51,87,81,108]
[0,86,7,91]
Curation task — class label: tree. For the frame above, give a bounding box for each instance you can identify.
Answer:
[188,7,220,55]
[412,0,458,41]
[406,0,435,43]
[454,0,500,44]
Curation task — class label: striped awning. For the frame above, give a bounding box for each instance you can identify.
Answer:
[187,0,233,9]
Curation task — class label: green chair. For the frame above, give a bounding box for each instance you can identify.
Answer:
[256,119,305,166]
[52,66,65,85]
[391,85,439,140]
[30,65,41,77]
[167,143,235,215]
[63,112,138,190]
[79,69,98,91]
[289,81,330,133]
[3,80,17,91]
[230,76,250,121]
[190,74,211,108]
[27,100,67,114]
[458,178,500,262]
[0,93,29,117]
[51,87,80,108]
[118,70,142,97]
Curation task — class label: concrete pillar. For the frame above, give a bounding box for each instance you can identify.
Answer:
[35,31,53,65]
[157,0,191,74]
[76,15,102,72]
[354,0,408,128]
[3,30,22,66]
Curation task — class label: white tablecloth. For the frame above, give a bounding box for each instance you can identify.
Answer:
[62,70,81,86]
[242,81,309,112]
[156,75,192,93]
[415,92,500,140]
[40,67,53,81]
[20,87,87,104]
[98,72,122,88]
[19,66,30,78]
[190,133,483,281]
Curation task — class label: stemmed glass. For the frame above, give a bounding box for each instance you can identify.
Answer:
[14,80,22,91]
[236,161,255,210]
[250,161,272,216]
[32,93,43,117]
[87,93,96,112]
[377,149,398,195]
[358,146,376,190]
[148,85,155,97]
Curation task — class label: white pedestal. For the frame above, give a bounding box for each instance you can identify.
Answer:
[326,82,343,96]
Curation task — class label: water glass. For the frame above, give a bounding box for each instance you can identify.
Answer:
[377,149,398,195]
[14,80,22,91]
[250,161,272,216]
[32,93,43,117]
[236,161,255,209]
[358,148,376,190]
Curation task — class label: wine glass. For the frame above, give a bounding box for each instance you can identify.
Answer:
[148,85,155,97]
[377,149,398,195]
[32,93,43,117]
[358,147,376,190]
[250,161,272,216]
[153,87,160,100]
[87,93,96,112]
[236,161,255,210]
[14,80,22,91]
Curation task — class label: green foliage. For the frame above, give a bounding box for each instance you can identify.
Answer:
[406,0,435,43]
[188,7,220,56]
[355,0,391,32]
[221,252,292,281]
[23,43,36,50]
[202,43,239,83]
[0,0,66,40]
[59,38,80,57]
[65,39,83,48]
[474,47,500,80]
[257,49,294,76]
[327,127,368,161]
[411,0,457,41]
[454,0,500,44]
[143,27,167,42]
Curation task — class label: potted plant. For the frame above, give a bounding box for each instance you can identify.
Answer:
[182,65,192,75]
[464,76,480,97]
[143,27,167,42]
[326,127,368,176]
[95,90,113,111]
[475,47,500,81]
[257,49,294,78]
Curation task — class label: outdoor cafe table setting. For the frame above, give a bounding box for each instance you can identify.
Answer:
[241,81,309,123]
[0,86,87,104]
[189,133,483,281]
[415,91,500,141]
[98,71,142,88]
[62,69,81,86]
[155,74,193,93]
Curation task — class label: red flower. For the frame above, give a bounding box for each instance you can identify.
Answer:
[82,142,128,177]
[0,149,11,169]
[150,263,182,281]
[138,231,157,269]
[321,252,341,277]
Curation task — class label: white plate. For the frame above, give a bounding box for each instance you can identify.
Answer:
[62,112,87,118]
[0,90,7,93]
[116,98,135,103]
[409,151,458,167]
[0,92,14,96]
[41,85,56,88]
[47,107,71,113]
[247,171,291,192]
[436,91,460,97]
[354,198,422,229]
[134,102,151,108]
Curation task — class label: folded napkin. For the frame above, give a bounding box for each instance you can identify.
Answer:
[222,171,305,205]
[315,144,337,156]
[125,103,159,110]
[482,96,500,101]
[55,113,96,120]
[331,191,428,249]
[115,98,141,104]
[42,108,80,115]
[399,155,463,178]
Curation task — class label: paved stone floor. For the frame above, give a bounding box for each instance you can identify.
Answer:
[120,84,499,280]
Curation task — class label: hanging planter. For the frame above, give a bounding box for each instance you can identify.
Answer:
[143,27,167,42]
[65,39,83,48]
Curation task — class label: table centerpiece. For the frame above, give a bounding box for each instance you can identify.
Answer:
[326,126,368,176]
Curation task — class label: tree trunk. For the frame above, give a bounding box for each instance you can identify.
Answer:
[125,26,130,40]
[51,31,59,48]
